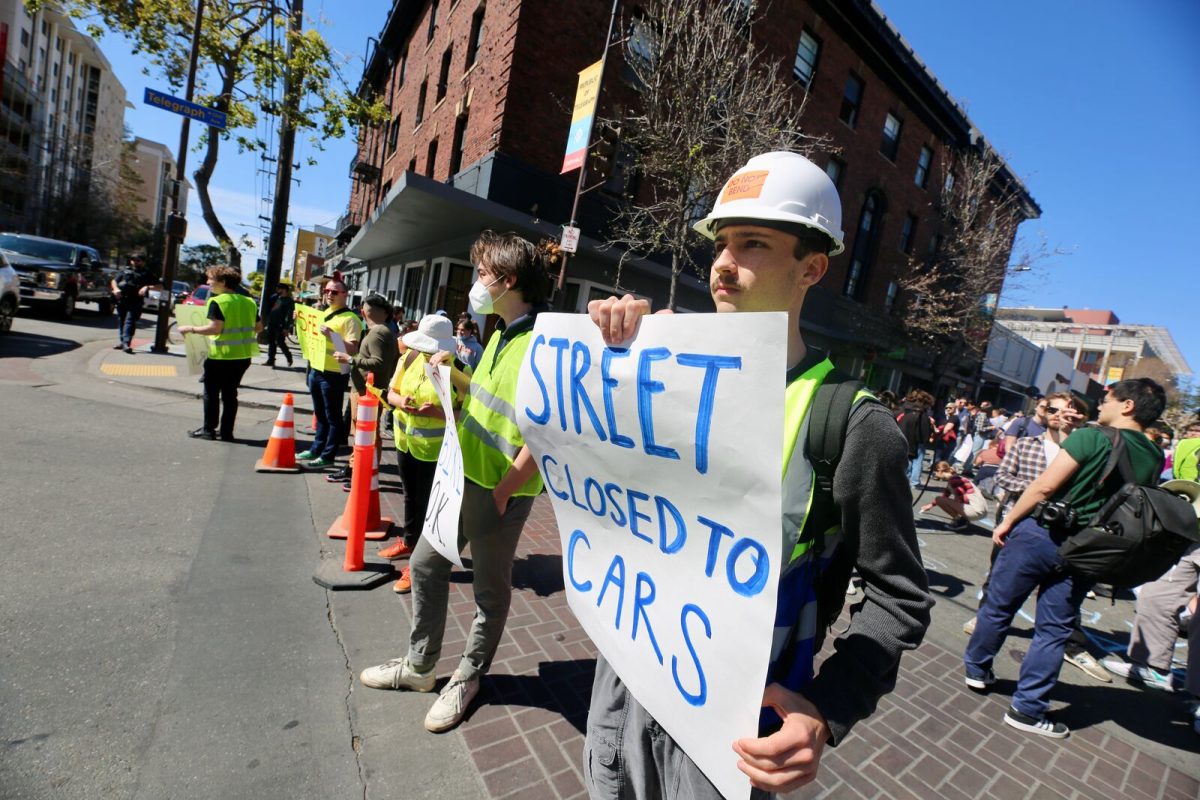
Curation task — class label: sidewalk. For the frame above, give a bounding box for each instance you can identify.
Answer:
[92,335,313,413]
[90,347,1200,799]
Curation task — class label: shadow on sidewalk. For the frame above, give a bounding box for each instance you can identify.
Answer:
[512,553,565,597]
[925,567,971,599]
[1051,680,1200,753]
[472,658,596,734]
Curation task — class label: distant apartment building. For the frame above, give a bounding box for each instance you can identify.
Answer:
[290,225,335,285]
[0,0,128,231]
[125,136,188,232]
[334,0,1037,393]
[996,307,1192,385]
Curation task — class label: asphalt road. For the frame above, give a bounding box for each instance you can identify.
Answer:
[3,309,362,799]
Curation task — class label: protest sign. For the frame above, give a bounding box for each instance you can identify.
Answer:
[516,312,785,800]
[294,305,326,365]
[174,305,210,375]
[419,362,465,567]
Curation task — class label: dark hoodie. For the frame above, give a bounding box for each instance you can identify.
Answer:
[895,401,932,458]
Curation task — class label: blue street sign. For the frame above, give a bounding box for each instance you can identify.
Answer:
[143,88,227,130]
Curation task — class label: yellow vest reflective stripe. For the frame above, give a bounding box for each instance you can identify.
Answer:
[398,352,448,461]
[458,328,543,495]
[207,293,258,359]
[317,308,359,373]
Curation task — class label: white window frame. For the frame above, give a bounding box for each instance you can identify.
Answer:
[793,29,820,86]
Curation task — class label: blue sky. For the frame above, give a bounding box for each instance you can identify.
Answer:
[101,1,1197,378]
[874,0,1200,381]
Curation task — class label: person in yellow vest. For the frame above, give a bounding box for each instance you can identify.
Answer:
[360,231,552,734]
[297,278,362,468]
[1173,419,1200,482]
[378,314,469,592]
[585,153,932,796]
[179,265,261,441]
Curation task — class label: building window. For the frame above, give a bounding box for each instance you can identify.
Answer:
[880,112,902,161]
[437,46,452,101]
[467,7,485,66]
[52,62,59,77]
[915,145,932,189]
[415,80,427,125]
[824,157,844,189]
[627,17,658,72]
[428,0,438,43]
[55,36,62,51]
[20,28,29,46]
[793,29,820,86]
[927,233,943,262]
[845,191,884,298]
[408,158,417,173]
[885,281,898,312]
[68,51,74,65]
[387,114,400,154]
[426,138,438,178]
[839,73,863,127]
[398,49,407,86]
[449,113,468,176]
[899,214,916,254]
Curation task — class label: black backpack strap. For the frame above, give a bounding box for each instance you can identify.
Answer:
[806,369,862,498]
[1096,426,1136,486]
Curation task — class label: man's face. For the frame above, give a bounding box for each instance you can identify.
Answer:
[708,225,824,314]
[1096,391,1133,426]
[323,285,347,308]
[1186,426,1200,440]
[1033,399,1049,421]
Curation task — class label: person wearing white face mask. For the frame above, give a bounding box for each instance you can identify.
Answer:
[360,230,556,735]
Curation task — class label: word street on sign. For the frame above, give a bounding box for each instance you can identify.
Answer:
[143,87,228,130]
[516,312,786,800]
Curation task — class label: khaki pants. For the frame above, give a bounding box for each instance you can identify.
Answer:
[406,480,534,681]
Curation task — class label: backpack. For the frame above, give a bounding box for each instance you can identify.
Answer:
[1056,427,1200,588]
[995,415,1030,459]
[805,370,866,635]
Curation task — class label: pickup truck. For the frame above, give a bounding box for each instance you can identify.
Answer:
[0,232,113,319]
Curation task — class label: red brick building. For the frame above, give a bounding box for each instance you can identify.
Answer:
[332,0,1038,393]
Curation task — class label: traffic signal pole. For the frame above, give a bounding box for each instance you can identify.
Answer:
[262,0,303,316]
[152,0,206,353]
[553,0,621,301]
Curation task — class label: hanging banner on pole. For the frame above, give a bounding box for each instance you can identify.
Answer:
[560,60,603,174]
[516,312,787,800]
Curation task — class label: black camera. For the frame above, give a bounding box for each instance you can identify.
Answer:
[1034,500,1078,530]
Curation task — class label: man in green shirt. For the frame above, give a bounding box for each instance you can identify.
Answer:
[964,378,1166,739]
[1173,420,1200,482]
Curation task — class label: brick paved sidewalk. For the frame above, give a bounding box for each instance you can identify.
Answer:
[375,480,1199,800]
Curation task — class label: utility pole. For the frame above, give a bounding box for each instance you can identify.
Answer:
[262,0,303,316]
[152,0,205,353]
[552,0,621,305]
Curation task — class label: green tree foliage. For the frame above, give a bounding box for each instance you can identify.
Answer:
[33,0,387,267]
[179,243,225,283]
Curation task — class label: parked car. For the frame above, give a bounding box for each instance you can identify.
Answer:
[0,250,17,333]
[0,233,112,319]
[180,284,211,306]
[145,280,192,313]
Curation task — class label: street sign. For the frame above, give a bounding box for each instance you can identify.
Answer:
[143,88,227,130]
[560,225,581,254]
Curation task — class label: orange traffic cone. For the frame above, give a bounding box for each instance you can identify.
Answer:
[312,393,392,590]
[327,423,393,540]
[255,393,301,473]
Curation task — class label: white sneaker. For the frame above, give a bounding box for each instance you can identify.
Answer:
[360,657,436,692]
[963,616,977,636]
[424,671,480,733]
[1063,647,1112,683]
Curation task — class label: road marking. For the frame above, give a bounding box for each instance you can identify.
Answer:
[100,364,178,377]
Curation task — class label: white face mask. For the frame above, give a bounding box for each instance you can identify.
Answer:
[468,275,507,314]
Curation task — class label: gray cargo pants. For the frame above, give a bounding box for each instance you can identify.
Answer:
[406,480,534,681]
[584,655,773,800]
[1127,545,1200,675]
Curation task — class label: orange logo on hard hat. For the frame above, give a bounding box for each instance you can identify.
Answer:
[721,170,769,202]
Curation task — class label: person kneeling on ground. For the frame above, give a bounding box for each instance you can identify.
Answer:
[921,461,987,531]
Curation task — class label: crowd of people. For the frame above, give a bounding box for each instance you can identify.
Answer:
[166,150,1197,797]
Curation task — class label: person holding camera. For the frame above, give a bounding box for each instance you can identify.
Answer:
[963,378,1166,739]
[110,253,161,353]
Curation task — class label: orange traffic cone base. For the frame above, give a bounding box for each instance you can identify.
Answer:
[327,513,393,540]
[255,458,301,474]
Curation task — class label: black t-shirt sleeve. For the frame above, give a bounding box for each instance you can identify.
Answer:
[207,302,224,322]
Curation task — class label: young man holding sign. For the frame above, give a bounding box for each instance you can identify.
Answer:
[360,232,552,733]
[586,152,932,796]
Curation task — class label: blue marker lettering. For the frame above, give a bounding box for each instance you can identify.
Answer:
[571,341,607,441]
[632,572,663,665]
[563,462,589,512]
[567,530,592,592]
[698,515,734,578]
[655,495,686,554]
[597,555,627,630]
[675,353,742,474]
[601,348,635,449]
[604,483,628,527]
[541,454,567,501]
[547,337,571,431]
[524,334,552,425]
[637,347,680,462]
[627,489,653,545]
[583,476,606,517]
[726,537,770,598]
[672,603,711,707]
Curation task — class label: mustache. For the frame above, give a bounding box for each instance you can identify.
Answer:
[711,278,739,291]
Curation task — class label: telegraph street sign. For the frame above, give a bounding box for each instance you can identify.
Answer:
[144,88,227,130]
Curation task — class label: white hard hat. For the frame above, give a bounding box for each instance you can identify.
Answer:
[694,151,845,256]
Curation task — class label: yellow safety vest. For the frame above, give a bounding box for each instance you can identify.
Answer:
[206,292,258,360]
[316,307,360,373]
[397,352,451,462]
